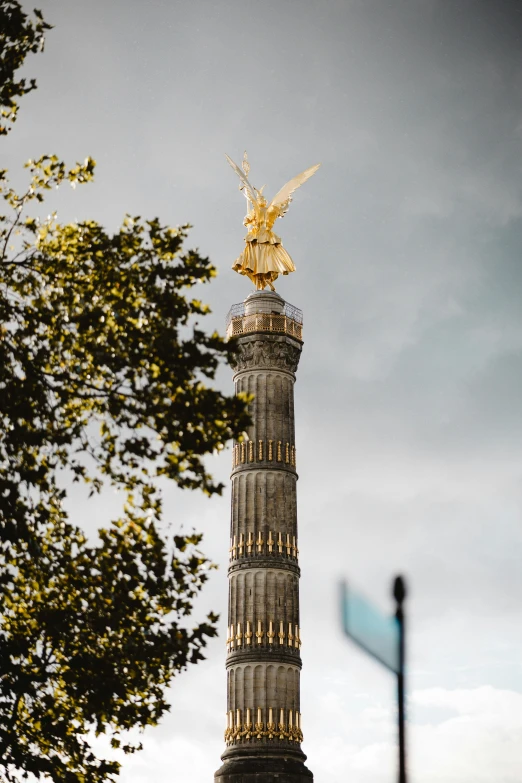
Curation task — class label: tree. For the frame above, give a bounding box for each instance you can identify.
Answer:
[0,3,249,780]
[0,514,219,782]
[0,1,51,135]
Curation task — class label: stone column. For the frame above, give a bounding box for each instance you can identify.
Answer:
[214,291,313,783]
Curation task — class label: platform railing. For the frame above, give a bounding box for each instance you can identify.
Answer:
[226,301,303,340]
[226,312,302,340]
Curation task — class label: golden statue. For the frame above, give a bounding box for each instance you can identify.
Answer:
[226,152,320,291]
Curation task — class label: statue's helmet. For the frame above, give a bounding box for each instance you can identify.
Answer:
[256,185,267,205]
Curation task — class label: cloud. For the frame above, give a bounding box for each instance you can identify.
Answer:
[410,686,522,783]
[304,685,522,783]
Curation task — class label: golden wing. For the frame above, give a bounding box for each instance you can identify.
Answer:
[225,153,258,205]
[268,163,321,217]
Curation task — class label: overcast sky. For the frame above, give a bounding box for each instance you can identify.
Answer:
[5,0,522,781]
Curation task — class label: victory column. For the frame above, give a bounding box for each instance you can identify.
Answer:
[214,154,320,783]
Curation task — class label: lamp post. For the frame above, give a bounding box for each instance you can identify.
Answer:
[393,576,407,783]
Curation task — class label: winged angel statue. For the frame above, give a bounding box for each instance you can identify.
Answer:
[226,153,320,291]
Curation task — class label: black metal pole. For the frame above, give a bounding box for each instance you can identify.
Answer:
[393,576,407,783]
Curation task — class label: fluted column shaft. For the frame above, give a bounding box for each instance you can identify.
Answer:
[215,291,313,783]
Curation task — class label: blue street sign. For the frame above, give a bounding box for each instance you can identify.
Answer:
[340,581,400,674]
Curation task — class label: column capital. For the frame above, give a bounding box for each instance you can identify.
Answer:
[230,333,302,375]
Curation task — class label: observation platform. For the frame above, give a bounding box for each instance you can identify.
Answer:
[226,295,303,341]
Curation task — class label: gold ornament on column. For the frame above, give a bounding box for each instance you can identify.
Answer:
[256,531,264,553]
[245,621,253,645]
[278,620,285,645]
[267,531,274,553]
[267,620,275,644]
